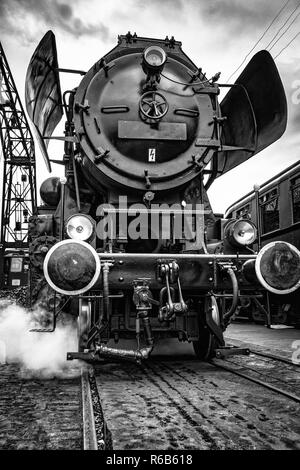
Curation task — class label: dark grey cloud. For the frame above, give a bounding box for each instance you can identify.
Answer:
[0,0,112,44]
[202,0,271,24]
[56,3,73,20]
[198,0,300,33]
[134,0,298,37]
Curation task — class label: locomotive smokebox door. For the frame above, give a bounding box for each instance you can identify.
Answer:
[73,36,218,192]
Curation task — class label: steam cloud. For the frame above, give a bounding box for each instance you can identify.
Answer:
[0,300,84,379]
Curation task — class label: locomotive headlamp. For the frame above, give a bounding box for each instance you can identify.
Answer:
[143,46,167,72]
[65,214,95,242]
[225,219,257,247]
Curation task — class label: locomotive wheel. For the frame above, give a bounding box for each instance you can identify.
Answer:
[193,328,218,360]
[193,296,220,360]
[77,299,91,352]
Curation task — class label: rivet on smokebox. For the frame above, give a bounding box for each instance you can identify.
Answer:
[118,260,124,265]
[209,277,213,282]
[119,277,124,282]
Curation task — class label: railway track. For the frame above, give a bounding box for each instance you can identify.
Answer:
[81,351,300,450]
[249,349,300,366]
[1,349,299,450]
[81,370,97,450]
[81,368,112,450]
[210,350,300,404]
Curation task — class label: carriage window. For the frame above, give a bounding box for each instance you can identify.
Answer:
[259,189,279,234]
[291,175,300,224]
[10,258,23,272]
[236,204,250,219]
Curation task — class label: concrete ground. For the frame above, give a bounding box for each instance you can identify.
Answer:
[225,322,300,359]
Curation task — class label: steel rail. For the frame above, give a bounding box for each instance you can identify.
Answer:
[210,360,300,404]
[249,349,300,367]
[81,368,98,450]
[226,340,300,367]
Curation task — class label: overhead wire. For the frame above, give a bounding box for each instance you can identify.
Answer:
[274,30,300,58]
[269,10,300,52]
[265,2,300,50]
[226,0,291,82]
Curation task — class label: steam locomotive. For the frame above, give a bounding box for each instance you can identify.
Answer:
[25,31,300,362]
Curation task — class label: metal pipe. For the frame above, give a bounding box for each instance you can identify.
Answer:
[94,344,153,362]
[213,293,263,299]
[72,157,81,212]
[87,263,111,348]
[252,296,272,328]
[94,310,154,363]
[140,312,154,347]
[102,263,110,323]
[254,184,261,251]
[223,267,239,322]
[95,253,256,260]
[266,293,272,328]
[59,177,67,241]
[57,67,86,76]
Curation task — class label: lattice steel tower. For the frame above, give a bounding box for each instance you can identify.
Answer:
[0,42,36,249]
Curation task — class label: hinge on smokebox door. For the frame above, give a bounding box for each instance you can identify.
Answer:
[94,147,110,164]
[188,154,205,172]
[195,137,255,153]
[196,115,255,153]
[144,170,151,189]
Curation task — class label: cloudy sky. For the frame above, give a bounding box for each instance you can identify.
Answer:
[1,0,300,213]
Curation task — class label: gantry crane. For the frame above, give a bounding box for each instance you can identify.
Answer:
[0,42,37,288]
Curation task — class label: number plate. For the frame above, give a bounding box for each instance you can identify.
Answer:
[118,121,187,141]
